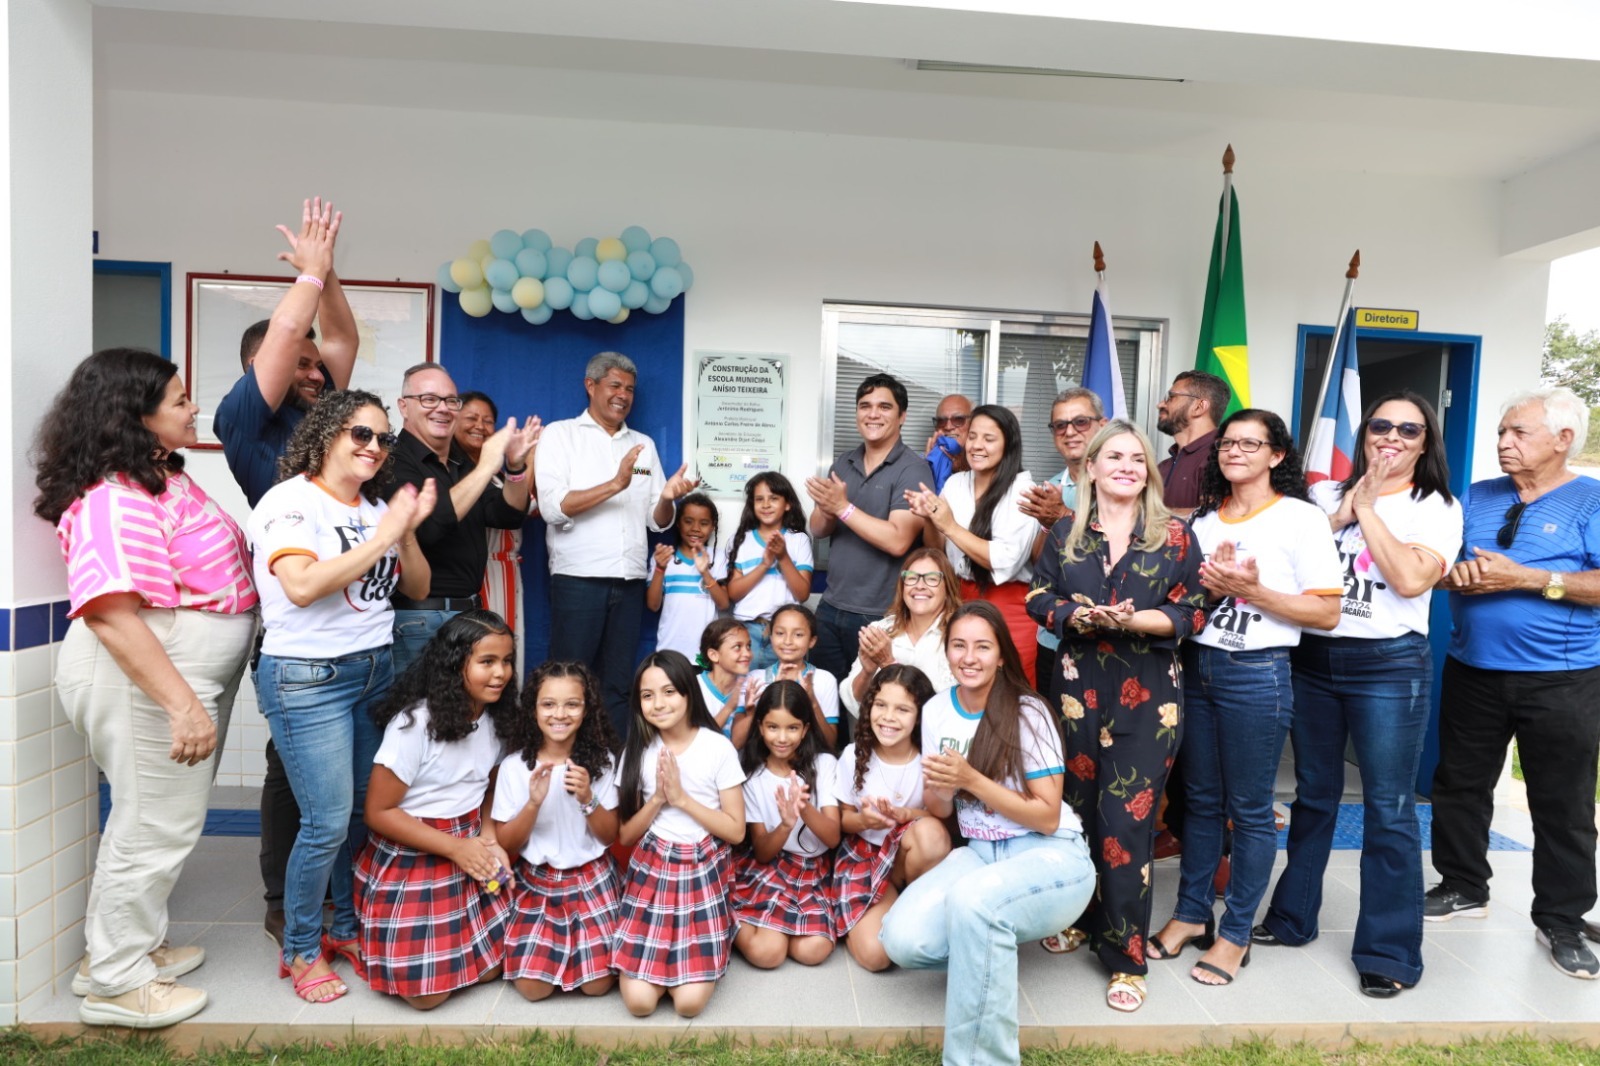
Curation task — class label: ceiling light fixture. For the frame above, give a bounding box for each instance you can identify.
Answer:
[910,59,1183,82]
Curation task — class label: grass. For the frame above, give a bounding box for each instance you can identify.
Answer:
[3,1033,1600,1066]
[1508,742,1600,802]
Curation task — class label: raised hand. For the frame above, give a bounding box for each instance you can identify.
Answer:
[661,463,700,503]
[527,761,555,809]
[275,196,340,279]
[1350,452,1392,517]
[377,480,436,542]
[653,543,675,572]
[504,416,542,469]
[614,444,646,492]
[563,759,594,805]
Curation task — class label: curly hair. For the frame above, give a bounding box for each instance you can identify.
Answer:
[33,348,185,524]
[373,610,520,746]
[1192,408,1312,518]
[512,660,617,783]
[617,651,722,819]
[852,664,934,794]
[276,389,395,503]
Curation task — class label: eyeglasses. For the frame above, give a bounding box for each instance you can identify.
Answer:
[401,393,464,411]
[1215,437,1267,454]
[901,570,946,588]
[1367,418,1425,440]
[346,425,399,450]
[1497,500,1527,549]
[931,414,969,428]
[1163,390,1200,405]
[1048,416,1099,435]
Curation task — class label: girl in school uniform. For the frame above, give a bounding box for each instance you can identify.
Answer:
[647,492,730,660]
[749,602,841,751]
[355,610,519,1010]
[492,660,622,1002]
[613,650,747,1018]
[725,473,813,670]
[731,681,842,968]
[696,617,758,746]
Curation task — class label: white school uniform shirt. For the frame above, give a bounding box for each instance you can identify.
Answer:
[753,663,840,724]
[248,475,401,659]
[697,672,746,738]
[938,470,1038,585]
[632,728,746,844]
[728,529,814,622]
[374,702,505,820]
[835,743,925,846]
[1310,480,1463,640]
[651,548,729,659]
[743,755,840,858]
[839,619,955,715]
[1189,495,1346,652]
[492,751,619,869]
[920,688,1080,841]
[534,409,671,580]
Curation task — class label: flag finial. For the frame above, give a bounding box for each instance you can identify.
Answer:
[1346,250,1361,280]
[1093,241,1105,273]
[1222,144,1235,174]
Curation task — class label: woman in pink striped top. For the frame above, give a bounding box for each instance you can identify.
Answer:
[35,349,259,1030]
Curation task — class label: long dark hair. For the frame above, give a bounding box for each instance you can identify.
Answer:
[513,660,617,783]
[1337,391,1453,504]
[674,491,721,556]
[34,348,185,523]
[965,404,1026,590]
[945,601,1039,796]
[374,610,519,745]
[725,472,806,580]
[277,389,395,503]
[740,680,823,793]
[617,650,722,819]
[853,664,934,794]
[1193,408,1311,518]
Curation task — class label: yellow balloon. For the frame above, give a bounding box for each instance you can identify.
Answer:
[512,277,545,309]
[608,308,630,325]
[449,258,484,289]
[466,239,492,261]
[459,287,493,318]
[480,255,496,277]
[596,237,627,262]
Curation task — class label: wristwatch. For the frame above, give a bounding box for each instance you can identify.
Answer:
[1543,571,1567,601]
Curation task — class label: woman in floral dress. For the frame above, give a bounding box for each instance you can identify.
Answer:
[1026,419,1210,1012]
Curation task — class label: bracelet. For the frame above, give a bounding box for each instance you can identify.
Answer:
[839,503,857,523]
[503,464,527,483]
[578,796,600,817]
[295,274,325,291]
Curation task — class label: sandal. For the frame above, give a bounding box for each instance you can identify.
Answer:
[1147,917,1215,960]
[1191,944,1251,986]
[1106,973,1146,1013]
[279,958,348,1003]
[1040,927,1088,954]
[321,933,367,980]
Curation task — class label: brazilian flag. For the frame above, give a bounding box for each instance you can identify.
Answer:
[1195,184,1249,418]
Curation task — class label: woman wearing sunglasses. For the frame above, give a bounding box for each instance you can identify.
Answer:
[247,389,435,1003]
[1250,392,1461,997]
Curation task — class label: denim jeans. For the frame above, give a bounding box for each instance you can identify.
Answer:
[812,600,878,683]
[390,608,456,679]
[1174,644,1293,948]
[742,619,779,672]
[1262,633,1430,985]
[547,575,644,743]
[256,646,392,966]
[880,828,1094,1066]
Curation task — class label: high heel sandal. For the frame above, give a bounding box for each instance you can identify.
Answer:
[1191,943,1251,986]
[1147,917,1215,961]
[321,933,367,980]
[279,957,347,1003]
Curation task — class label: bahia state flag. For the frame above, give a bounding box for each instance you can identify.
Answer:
[1305,307,1362,484]
[1082,272,1128,419]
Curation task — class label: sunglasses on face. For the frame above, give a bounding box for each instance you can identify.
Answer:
[1497,500,1527,549]
[1367,418,1425,440]
[346,425,399,450]
[931,414,969,428]
[901,570,946,588]
[1048,416,1099,435]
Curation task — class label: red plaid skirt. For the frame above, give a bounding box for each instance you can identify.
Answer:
[733,849,836,939]
[831,824,909,933]
[503,854,620,989]
[613,833,734,987]
[353,811,510,997]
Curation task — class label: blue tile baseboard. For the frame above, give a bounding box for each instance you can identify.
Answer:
[1,597,73,651]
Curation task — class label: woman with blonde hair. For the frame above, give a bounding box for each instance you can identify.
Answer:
[840,546,960,719]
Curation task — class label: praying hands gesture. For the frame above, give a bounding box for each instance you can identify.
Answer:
[775,775,812,827]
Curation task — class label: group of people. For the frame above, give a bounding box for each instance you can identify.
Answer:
[32,196,1600,1064]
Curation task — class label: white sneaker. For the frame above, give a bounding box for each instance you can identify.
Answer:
[79,977,207,1028]
[73,943,207,997]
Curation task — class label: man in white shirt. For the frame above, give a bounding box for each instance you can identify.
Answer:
[535,352,698,739]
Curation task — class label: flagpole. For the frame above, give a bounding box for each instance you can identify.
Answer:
[1306,250,1361,459]
[1218,145,1235,282]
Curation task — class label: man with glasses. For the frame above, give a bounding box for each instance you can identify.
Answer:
[1432,387,1600,979]
[1155,371,1231,516]
[923,393,974,491]
[388,362,539,674]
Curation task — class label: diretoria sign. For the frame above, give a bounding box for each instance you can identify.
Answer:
[1355,307,1419,331]
[693,351,787,496]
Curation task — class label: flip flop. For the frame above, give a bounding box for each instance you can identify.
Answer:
[1040,927,1087,954]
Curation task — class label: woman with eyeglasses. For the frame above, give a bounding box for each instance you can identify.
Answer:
[840,547,961,719]
[1147,409,1343,988]
[247,389,436,1004]
[1253,393,1461,997]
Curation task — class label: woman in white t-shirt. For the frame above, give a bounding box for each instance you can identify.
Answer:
[1148,410,1342,989]
[247,390,434,1004]
[879,602,1094,1066]
[1254,393,1462,998]
[840,547,960,719]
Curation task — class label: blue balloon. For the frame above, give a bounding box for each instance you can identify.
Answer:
[521,304,554,325]
[545,247,574,278]
[484,258,519,291]
[649,266,684,300]
[490,287,520,314]
[574,237,599,260]
[490,229,523,260]
[436,262,462,294]
[569,291,594,320]
[643,292,672,314]
[620,225,652,253]
[587,287,622,319]
[543,276,574,310]
[621,279,650,309]
[566,256,599,292]
[677,260,694,292]
[520,228,552,252]
[514,248,547,279]
[597,260,631,293]
[626,250,656,281]
[649,237,681,267]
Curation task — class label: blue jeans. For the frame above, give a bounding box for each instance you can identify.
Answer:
[1174,644,1293,948]
[390,609,455,679]
[880,828,1094,1066]
[742,619,778,672]
[256,647,392,966]
[812,600,878,683]
[1262,633,1429,984]
[547,575,644,743]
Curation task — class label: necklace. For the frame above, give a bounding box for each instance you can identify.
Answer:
[876,753,919,804]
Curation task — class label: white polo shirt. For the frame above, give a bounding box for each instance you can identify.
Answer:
[534,409,671,580]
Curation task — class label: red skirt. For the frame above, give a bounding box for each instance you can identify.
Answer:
[733,849,835,939]
[613,833,734,987]
[960,578,1037,680]
[353,812,510,998]
[830,823,909,934]
[503,854,620,989]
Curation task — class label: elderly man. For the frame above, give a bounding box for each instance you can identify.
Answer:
[536,352,698,738]
[924,392,975,490]
[1156,370,1230,516]
[1431,386,1600,980]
